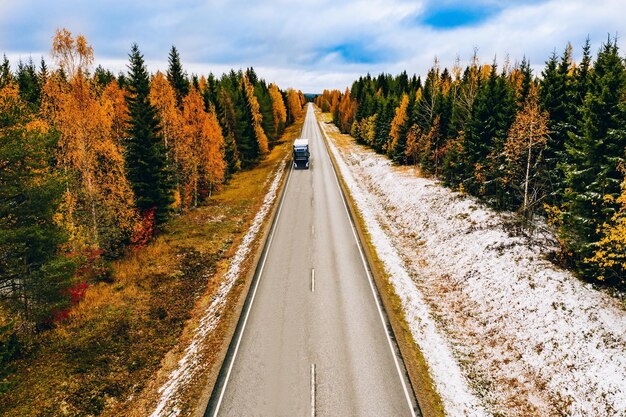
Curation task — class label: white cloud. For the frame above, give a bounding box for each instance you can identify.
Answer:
[0,0,624,91]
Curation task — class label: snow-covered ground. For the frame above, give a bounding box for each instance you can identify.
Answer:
[319,118,626,417]
[149,160,286,417]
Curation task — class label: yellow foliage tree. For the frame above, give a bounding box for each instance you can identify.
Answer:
[388,94,409,154]
[243,76,269,156]
[588,173,626,284]
[51,28,93,79]
[504,85,549,215]
[268,83,286,137]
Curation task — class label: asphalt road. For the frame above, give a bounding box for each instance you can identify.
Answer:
[206,104,418,417]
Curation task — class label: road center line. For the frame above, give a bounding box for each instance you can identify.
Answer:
[311,268,315,292]
[310,363,316,417]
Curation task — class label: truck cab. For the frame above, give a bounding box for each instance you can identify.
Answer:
[293,138,310,169]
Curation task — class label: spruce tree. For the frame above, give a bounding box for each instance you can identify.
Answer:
[541,45,576,203]
[38,58,48,90]
[0,55,11,88]
[125,44,173,225]
[254,79,276,146]
[94,64,115,88]
[563,37,626,274]
[216,86,241,176]
[373,99,393,153]
[572,38,593,122]
[167,46,189,106]
[16,58,40,107]
[518,57,533,106]
[463,63,516,203]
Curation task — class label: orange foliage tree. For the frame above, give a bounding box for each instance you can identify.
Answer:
[180,88,225,208]
[286,88,303,124]
[337,88,357,133]
[45,29,136,253]
[387,94,409,155]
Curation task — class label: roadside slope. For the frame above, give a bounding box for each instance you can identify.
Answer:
[317,112,626,417]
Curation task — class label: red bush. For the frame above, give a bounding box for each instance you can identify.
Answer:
[131,208,155,250]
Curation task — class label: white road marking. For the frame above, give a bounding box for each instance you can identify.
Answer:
[311,268,315,292]
[310,363,316,417]
[316,115,418,417]
[212,166,293,417]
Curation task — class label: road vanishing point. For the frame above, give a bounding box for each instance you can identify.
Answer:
[205,104,420,417]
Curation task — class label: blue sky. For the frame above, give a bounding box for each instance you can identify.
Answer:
[0,0,624,92]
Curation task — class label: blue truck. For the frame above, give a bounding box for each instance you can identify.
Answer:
[293,138,310,169]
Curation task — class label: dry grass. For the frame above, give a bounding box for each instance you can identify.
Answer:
[0,120,302,417]
[316,109,446,417]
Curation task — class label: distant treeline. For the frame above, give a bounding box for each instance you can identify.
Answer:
[317,37,626,290]
[0,28,305,331]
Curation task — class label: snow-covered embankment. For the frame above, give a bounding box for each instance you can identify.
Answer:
[319,119,626,417]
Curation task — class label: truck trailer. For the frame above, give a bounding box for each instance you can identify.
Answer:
[293,138,310,169]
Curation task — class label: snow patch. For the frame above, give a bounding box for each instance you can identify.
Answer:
[149,160,286,417]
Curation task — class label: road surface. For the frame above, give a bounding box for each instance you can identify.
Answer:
[206,104,418,417]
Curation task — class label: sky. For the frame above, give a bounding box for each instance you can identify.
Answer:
[0,0,625,92]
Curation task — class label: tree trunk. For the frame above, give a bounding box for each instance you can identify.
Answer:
[523,124,533,216]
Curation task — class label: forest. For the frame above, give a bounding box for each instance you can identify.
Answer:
[0,28,304,394]
[317,37,626,291]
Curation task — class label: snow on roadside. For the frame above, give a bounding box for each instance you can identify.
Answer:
[319,119,626,417]
[149,160,286,417]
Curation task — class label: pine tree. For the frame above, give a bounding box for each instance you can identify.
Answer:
[167,46,189,107]
[125,44,173,225]
[562,37,626,274]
